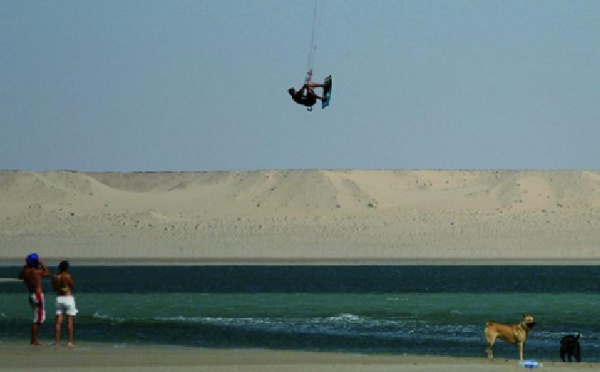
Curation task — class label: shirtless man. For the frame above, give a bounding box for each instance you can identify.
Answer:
[288,81,327,108]
[18,253,50,345]
[52,260,78,347]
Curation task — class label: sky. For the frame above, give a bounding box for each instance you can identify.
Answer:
[2,0,599,171]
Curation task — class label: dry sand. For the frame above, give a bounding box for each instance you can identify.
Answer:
[1,169,600,263]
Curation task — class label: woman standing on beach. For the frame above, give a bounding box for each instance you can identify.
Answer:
[52,261,78,347]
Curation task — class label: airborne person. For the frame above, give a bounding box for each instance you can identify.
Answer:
[288,80,327,108]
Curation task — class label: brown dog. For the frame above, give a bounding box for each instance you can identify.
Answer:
[485,314,536,360]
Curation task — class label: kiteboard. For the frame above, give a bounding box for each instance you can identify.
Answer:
[321,75,332,109]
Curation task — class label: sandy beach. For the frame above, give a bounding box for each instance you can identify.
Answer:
[2,170,600,370]
[0,343,596,372]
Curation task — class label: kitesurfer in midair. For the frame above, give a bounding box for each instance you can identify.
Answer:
[288,80,327,108]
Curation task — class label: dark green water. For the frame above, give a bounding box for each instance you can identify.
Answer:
[1,266,598,361]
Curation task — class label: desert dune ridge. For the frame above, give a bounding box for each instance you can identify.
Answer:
[1,170,600,261]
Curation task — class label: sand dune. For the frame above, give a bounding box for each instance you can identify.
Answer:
[1,170,600,262]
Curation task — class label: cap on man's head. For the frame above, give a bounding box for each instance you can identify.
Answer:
[26,253,39,267]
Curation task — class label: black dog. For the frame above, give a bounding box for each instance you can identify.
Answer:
[560,333,581,362]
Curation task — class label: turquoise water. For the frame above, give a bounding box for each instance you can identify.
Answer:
[1,266,599,361]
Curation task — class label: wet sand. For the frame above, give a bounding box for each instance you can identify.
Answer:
[0,343,594,372]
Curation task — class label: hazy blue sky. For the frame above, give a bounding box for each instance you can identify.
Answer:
[2,0,599,171]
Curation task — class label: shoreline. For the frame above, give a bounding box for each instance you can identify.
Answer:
[4,257,600,266]
[0,343,595,371]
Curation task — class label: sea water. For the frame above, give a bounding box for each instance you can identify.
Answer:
[1,265,599,361]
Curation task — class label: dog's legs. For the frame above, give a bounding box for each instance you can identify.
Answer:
[518,342,524,361]
[485,336,495,359]
[484,327,496,359]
